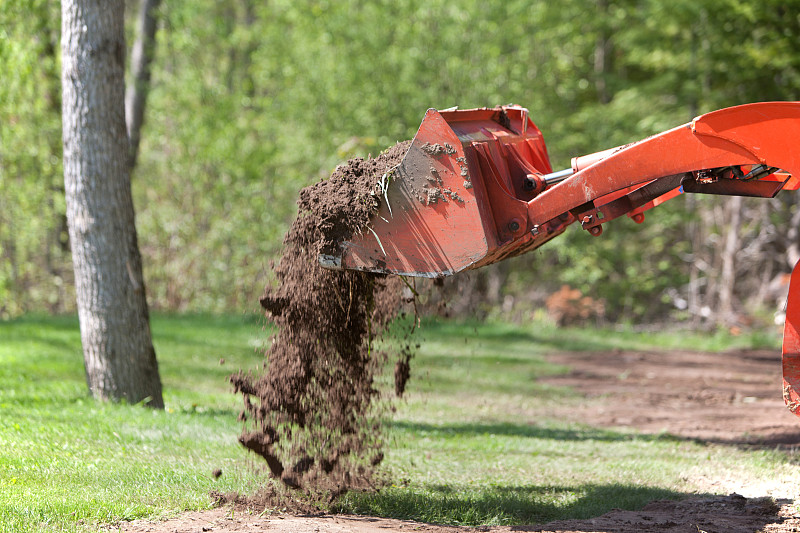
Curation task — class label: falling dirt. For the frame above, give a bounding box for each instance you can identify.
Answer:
[230,142,412,495]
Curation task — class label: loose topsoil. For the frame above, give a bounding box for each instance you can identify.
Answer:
[231,141,412,494]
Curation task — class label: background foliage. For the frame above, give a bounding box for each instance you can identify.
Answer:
[2,0,800,323]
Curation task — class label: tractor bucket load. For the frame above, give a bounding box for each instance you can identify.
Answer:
[319,101,800,418]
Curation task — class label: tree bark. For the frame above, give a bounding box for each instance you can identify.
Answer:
[718,196,743,323]
[594,0,612,105]
[61,0,163,408]
[125,0,161,170]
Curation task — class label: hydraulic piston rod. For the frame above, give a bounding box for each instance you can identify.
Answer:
[543,168,574,186]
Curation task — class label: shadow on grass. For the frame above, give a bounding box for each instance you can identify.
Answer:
[335,482,697,526]
[418,318,623,353]
[0,315,82,354]
[0,314,80,330]
[391,418,800,454]
[390,420,681,444]
[392,415,800,464]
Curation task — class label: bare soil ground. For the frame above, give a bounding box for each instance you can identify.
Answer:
[543,348,800,447]
[117,347,800,533]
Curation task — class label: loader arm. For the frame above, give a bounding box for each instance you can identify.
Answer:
[529,102,800,236]
[320,101,800,419]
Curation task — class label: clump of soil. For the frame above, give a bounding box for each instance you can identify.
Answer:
[232,141,412,496]
[210,486,325,516]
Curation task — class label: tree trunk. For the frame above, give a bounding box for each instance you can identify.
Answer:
[126,0,161,170]
[61,0,163,408]
[594,0,612,105]
[718,196,743,323]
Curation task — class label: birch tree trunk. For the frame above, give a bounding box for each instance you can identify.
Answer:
[593,0,611,105]
[126,0,161,170]
[61,0,164,408]
[718,196,743,323]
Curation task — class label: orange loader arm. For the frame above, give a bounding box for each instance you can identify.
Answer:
[320,101,800,419]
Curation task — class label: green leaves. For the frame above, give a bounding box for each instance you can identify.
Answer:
[0,0,67,319]
[4,0,800,318]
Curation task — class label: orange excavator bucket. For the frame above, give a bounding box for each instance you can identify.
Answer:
[319,105,562,276]
[320,101,800,278]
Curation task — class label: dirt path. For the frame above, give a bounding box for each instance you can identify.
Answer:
[117,347,800,533]
[542,348,800,447]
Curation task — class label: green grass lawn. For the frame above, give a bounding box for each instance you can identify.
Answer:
[0,314,795,531]
[0,314,267,533]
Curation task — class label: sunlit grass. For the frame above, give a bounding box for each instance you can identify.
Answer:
[337,316,794,525]
[0,314,266,533]
[0,314,793,530]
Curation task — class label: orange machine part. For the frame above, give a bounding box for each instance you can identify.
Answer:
[529,102,800,232]
[336,105,557,276]
[782,260,800,417]
[329,101,800,419]
[335,102,800,277]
